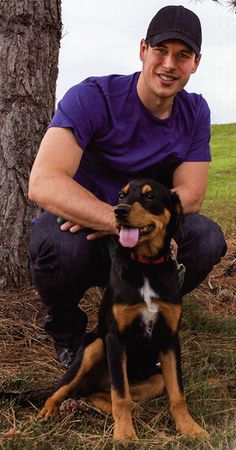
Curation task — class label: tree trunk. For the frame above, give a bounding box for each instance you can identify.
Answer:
[0,0,62,288]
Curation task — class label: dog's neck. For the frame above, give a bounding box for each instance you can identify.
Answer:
[133,238,170,260]
[123,237,172,265]
[129,252,166,265]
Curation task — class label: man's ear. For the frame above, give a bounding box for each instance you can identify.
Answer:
[191,53,201,74]
[168,191,183,234]
[139,38,148,62]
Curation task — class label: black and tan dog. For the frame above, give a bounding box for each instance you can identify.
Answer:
[39,179,207,443]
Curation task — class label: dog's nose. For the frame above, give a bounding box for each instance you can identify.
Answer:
[114,204,131,218]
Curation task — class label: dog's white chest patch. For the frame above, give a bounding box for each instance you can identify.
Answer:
[139,277,159,312]
[139,278,159,337]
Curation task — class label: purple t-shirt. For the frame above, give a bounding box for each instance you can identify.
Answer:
[49,72,211,205]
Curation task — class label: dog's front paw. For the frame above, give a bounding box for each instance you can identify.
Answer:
[38,399,59,419]
[113,421,138,443]
[176,418,209,438]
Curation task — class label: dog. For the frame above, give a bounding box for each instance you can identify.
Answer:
[39,179,207,443]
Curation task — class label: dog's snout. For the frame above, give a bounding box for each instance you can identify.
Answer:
[114,204,131,218]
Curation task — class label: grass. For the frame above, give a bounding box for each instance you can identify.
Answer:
[1,296,236,450]
[202,123,236,235]
[0,123,236,449]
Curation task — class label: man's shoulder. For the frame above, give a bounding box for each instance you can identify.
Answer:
[70,72,139,96]
[177,89,210,113]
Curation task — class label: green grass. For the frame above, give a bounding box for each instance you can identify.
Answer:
[202,123,236,235]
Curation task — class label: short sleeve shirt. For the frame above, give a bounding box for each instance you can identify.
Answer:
[49,72,211,205]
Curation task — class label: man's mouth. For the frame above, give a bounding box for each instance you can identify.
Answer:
[158,74,177,82]
[119,224,155,248]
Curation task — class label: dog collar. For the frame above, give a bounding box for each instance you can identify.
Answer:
[129,252,166,265]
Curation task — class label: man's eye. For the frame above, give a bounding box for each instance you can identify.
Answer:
[156,48,167,55]
[178,52,190,59]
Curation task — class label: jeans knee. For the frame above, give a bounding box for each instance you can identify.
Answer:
[29,224,58,273]
[29,212,111,291]
[177,214,227,270]
[205,220,227,263]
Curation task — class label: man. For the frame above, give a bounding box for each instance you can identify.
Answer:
[28,5,227,368]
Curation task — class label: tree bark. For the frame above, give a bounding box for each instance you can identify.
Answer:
[0,0,62,288]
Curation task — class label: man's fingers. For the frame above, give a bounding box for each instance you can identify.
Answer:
[69,224,82,233]
[87,231,108,240]
[60,221,82,233]
[87,227,119,240]
[59,221,118,238]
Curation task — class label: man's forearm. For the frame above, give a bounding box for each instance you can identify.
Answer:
[28,174,116,233]
[171,186,204,214]
[172,162,208,214]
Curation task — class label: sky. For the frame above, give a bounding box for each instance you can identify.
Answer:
[57,0,236,124]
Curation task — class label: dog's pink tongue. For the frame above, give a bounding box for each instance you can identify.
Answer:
[119,227,139,248]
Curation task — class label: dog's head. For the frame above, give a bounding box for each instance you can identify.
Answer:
[114,179,182,257]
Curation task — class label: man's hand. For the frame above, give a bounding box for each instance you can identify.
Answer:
[59,220,118,240]
[60,221,82,233]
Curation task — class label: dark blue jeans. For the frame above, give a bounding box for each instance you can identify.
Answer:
[29,212,227,345]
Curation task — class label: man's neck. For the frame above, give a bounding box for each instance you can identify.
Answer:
[137,73,175,119]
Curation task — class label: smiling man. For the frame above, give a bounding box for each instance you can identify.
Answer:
[138,40,201,118]
[28,5,227,368]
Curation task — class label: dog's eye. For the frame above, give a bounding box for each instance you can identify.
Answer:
[144,192,154,200]
[118,192,126,201]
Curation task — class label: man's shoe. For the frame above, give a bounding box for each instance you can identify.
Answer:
[54,342,78,369]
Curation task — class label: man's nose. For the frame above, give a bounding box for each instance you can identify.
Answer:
[162,55,176,70]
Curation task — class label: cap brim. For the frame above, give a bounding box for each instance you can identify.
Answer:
[148,31,200,55]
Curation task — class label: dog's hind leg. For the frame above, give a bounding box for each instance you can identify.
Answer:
[129,373,165,402]
[106,333,138,443]
[88,373,165,412]
[39,335,105,419]
[88,391,112,413]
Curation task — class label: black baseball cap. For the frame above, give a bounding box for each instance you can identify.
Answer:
[146,5,202,55]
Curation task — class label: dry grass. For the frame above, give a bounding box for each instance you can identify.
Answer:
[0,240,236,449]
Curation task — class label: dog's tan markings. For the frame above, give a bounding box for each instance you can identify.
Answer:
[88,373,165,413]
[113,304,145,333]
[126,202,171,257]
[88,392,112,413]
[160,350,208,437]
[111,352,138,442]
[129,202,170,228]
[129,373,165,401]
[122,183,130,194]
[39,338,104,419]
[158,301,182,333]
[141,184,152,194]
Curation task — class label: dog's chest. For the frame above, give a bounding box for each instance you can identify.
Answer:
[139,277,159,337]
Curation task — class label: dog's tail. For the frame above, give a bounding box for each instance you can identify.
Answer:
[0,388,53,406]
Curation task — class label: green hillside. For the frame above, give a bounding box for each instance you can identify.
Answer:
[202,123,236,235]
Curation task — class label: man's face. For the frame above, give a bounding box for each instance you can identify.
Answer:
[139,39,201,100]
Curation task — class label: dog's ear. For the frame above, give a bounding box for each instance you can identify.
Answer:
[168,191,183,235]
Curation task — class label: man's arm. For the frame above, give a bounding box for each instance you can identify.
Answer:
[172,161,209,213]
[28,127,117,234]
